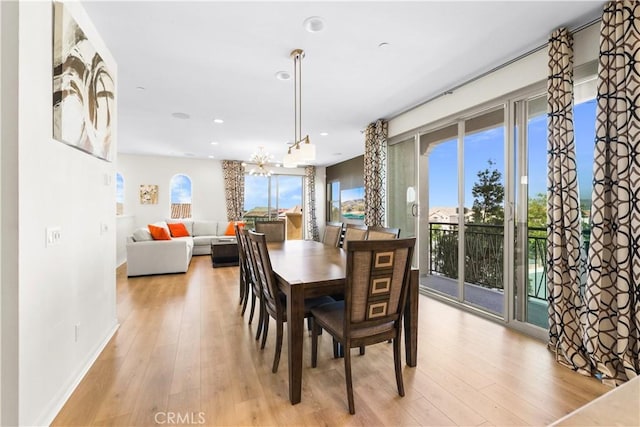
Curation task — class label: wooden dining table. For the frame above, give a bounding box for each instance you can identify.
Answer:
[267,239,419,405]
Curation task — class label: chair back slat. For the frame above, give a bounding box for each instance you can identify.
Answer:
[240,228,260,295]
[247,230,281,314]
[345,239,415,330]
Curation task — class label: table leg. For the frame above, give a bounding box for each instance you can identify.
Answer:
[286,283,305,404]
[404,268,419,367]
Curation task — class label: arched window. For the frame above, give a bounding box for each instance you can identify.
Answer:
[170,174,192,218]
[116,172,124,215]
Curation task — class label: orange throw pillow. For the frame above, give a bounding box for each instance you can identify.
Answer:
[224,221,245,236]
[167,222,190,237]
[148,224,172,240]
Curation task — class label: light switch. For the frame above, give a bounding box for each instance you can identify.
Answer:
[46,227,62,247]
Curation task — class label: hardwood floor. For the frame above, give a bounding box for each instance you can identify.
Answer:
[52,255,609,426]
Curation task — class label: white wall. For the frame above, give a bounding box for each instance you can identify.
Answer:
[117,153,228,228]
[0,1,19,424]
[388,22,600,138]
[17,2,118,425]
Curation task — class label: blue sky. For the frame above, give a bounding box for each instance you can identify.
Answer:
[171,174,192,203]
[429,98,597,208]
[244,175,303,210]
[115,172,124,202]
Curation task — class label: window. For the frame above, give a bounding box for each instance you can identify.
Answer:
[170,174,192,218]
[244,174,303,220]
[115,172,124,215]
[326,181,340,222]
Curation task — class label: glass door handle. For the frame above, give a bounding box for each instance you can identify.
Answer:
[411,203,418,217]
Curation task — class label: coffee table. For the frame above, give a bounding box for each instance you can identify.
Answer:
[210,239,239,268]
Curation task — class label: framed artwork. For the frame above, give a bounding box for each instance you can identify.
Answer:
[52,1,115,161]
[341,187,365,221]
[140,185,158,205]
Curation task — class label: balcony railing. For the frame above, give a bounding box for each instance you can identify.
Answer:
[429,222,590,302]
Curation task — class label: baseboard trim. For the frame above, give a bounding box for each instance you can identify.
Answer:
[36,321,120,426]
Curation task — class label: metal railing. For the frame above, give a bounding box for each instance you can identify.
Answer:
[429,222,590,301]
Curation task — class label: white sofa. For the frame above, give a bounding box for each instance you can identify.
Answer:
[126,220,237,276]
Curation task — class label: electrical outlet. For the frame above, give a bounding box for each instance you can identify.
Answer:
[100,222,109,234]
[46,227,62,247]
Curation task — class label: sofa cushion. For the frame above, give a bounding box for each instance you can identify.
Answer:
[166,219,194,236]
[193,235,214,247]
[168,222,190,237]
[193,220,218,236]
[148,224,172,240]
[223,221,246,236]
[132,227,153,242]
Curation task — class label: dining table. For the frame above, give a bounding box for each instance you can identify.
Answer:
[267,239,419,405]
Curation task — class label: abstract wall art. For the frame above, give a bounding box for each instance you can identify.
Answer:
[140,185,158,205]
[52,1,115,161]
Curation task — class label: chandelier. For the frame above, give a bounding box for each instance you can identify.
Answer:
[283,49,316,168]
[246,146,274,177]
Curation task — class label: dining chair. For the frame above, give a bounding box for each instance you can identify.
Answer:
[234,223,249,310]
[254,220,286,242]
[247,230,334,373]
[341,224,367,250]
[322,222,343,247]
[366,226,400,240]
[310,238,416,414]
[240,228,265,341]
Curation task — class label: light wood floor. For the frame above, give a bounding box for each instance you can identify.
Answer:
[53,255,610,426]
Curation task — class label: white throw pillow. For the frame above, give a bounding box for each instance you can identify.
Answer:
[132,227,153,242]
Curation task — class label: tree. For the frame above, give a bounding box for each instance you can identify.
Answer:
[471,159,504,224]
[527,193,547,229]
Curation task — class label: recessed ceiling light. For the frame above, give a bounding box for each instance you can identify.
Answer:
[208,155,215,159]
[378,42,390,49]
[171,112,190,119]
[275,71,291,81]
[320,132,329,136]
[303,16,325,33]
[275,163,281,168]
[210,141,219,145]
[213,118,224,124]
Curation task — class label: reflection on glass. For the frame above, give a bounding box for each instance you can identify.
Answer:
[388,138,415,238]
[424,125,459,298]
[463,107,505,316]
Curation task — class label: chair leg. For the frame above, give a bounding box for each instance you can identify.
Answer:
[260,311,270,349]
[239,272,245,305]
[240,280,250,315]
[333,338,340,358]
[344,345,355,414]
[393,337,405,397]
[248,291,256,324]
[359,346,365,356]
[311,320,319,368]
[255,297,264,341]
[272,318,284,373]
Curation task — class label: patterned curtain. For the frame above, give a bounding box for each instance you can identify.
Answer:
[585,0,640,385]
[364,119,387,226]
[305,166,320,241]
[222,160,245,221]
[546,28,593,375]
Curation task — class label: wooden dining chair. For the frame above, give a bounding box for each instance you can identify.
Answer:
[366,226,401,240]
[234,223,250,310]
[310,238,416,414]
[322,222,343,247]
[240,228,265,341]
[341,224,367,250]
[247,230,334,373]
[254,220,286,242]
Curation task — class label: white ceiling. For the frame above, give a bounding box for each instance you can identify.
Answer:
[81,1,605,167]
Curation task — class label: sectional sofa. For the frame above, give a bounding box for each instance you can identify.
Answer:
[125,219,238,276]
